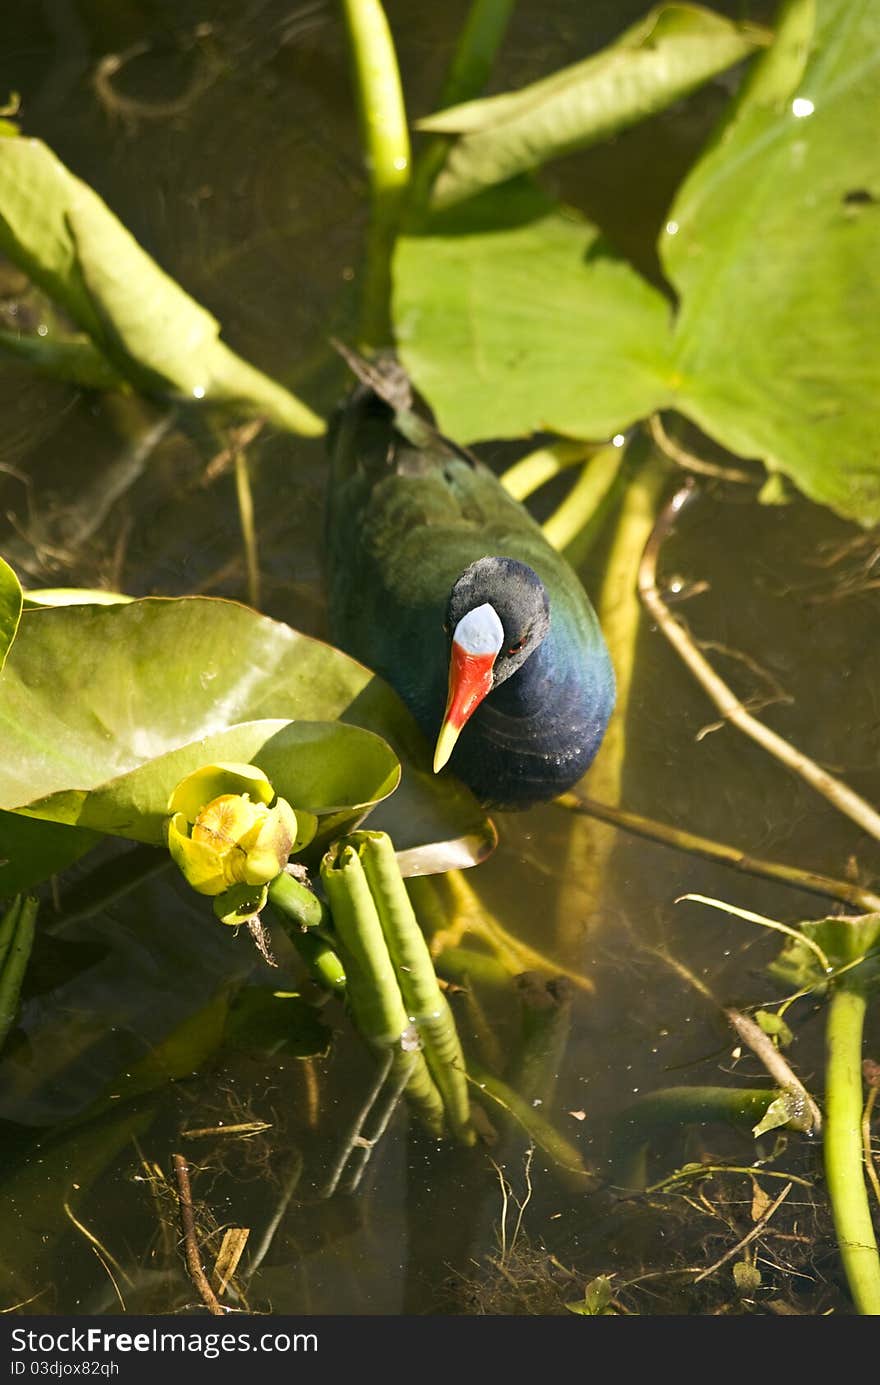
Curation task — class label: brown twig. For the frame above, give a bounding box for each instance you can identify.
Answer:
[649,948,822,1133]
[556,792,880,914]
[638,482,880,845]
[200,420,264,487]
[172,1153,225,1316]
[693,1180,793,1283]
[723,1008,822,1133]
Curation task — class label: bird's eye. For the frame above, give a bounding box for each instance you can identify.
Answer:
[507,637,526,655]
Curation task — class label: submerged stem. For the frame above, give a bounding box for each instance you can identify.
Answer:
[467,1059,592,1193]
[437,0,517,108]
[321,840,446,1135]
[500,439,588,502]
[609,1086,790,1191]
[825,981,880,1315]
[0,895,37,1048]
[355,832,474,1144]
[554,452,668,944]
[541,442,627,556]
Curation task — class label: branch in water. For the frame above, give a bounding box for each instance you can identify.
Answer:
[637,482,880,846]
[556,792,880,914]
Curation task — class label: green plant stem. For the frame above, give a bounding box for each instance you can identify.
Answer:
[541,442,627,556]
[420,868,596,994]
[0,895,37,1047]
[355,831,474,1144]
[267,871,326,930]
[233,441,260,610]
[824,980,880,1315]
[864,1086,880,1211]
[500,439,589,501]
[288,927,348,994]
[554,451,668,944]
[321,840,446,1135]
[409,0,516,213]
[556,791,880,914]
[609,1085,787,1191]
[433,943,515,990]
[439,0,517,107]
[340,0,410,348]
[511,973,572,1105]
[467,1059,593,1192]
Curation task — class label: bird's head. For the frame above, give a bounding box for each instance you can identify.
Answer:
[433,557,550,773]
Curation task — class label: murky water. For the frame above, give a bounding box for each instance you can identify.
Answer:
[0,0,877,1316]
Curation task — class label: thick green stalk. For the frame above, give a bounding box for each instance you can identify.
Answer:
[340,0,410,348]
[824,981,880,1315]
[609,1085,787,1191]
[541,442,627,556]
[288,927,348,995]
[500,439,588,502]
[321,842,445,1135]
[0,895,37,1048]
[268,871,326,931]
[511,974,572,1105]
[439,0,517,108]
[467,1059,592,1193]
[354,831,475,1144]
[432,943,514,991]
[555,451,669,944]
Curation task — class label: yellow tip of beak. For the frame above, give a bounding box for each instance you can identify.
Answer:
[432,719,462,774]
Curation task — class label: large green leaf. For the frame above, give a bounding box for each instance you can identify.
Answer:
[17,721,400,845]
[420,4,766,209]
[0,597,495,876]
[394,182,674,442]
[0,132,324,436]
[661,0,880,521]
[0,555,22,673]
[396,0,880,523]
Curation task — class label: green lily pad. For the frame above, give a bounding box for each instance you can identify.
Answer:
[0,597,495,877]
[7,719,398,844]
[394,180,674,443]
[421,4,765,209]
[395,0,880,524]
[0,133,324,436]
[768,912,880,993]
[661,0,880,522]
[0,555,22,674]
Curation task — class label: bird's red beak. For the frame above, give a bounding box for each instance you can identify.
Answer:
[433,641,498,773]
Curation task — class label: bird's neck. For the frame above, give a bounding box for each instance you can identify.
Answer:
[488,637,558,718]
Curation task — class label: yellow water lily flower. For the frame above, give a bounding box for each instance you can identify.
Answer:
[165,762,300,898]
